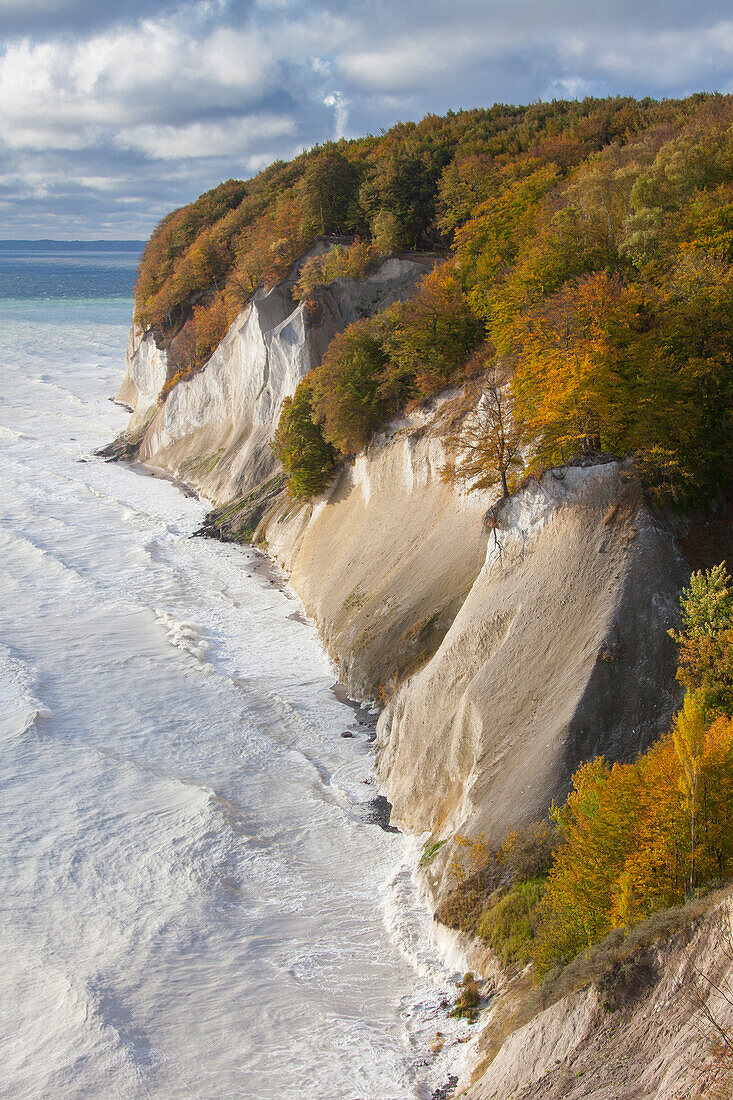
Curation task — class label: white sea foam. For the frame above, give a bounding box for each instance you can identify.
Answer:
[0,293,461,1099]
[154,609,211,660]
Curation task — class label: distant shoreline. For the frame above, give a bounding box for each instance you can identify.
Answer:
[0,240,144,251]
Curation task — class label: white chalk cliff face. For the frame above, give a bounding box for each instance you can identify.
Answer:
[116,324,167,420]
[260,456,687,858]
[116,253,432,501]
[374,462,687,850]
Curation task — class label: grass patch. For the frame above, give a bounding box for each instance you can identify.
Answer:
[476,878,546,967]
[419,838,448,867]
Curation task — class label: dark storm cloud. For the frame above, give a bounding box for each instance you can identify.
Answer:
[1,0,732,237]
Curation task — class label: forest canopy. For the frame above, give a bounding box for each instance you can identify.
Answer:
[137,93,733,503]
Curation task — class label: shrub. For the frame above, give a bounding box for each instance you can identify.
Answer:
[292,239,380,300]
[500,821,560,883]
[477,879,547,966]
[449,972,482,1020]
[434,822,556,946]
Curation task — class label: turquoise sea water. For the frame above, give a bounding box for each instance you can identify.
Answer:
[0,244,140,299]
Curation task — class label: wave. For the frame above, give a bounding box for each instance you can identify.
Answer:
[154,609,211,660]
[0,641,52,741]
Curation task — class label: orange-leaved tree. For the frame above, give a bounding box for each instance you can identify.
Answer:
[442,362,530,497]
[511,271,644,467]
[533,701,733,976]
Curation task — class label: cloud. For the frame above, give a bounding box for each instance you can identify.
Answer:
[0,0,209,36]
[1,0,733,236]
[323,91,349,139]
[117,115,296,159]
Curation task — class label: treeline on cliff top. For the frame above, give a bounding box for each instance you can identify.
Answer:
[436,563,733,981]
[137,93,733,502]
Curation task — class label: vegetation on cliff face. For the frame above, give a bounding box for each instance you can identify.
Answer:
[272,95,733,502]
[437,564,733,978]
[137,93,733,504]
[272,382,336,499]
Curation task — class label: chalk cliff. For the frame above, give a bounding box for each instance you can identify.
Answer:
[257,454,686,877]
[115,250,433,501]
[259,390,493,699]
[112,256,687,859]
[374,461,686,851]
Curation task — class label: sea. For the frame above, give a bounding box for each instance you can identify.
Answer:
[0,243,466,1099]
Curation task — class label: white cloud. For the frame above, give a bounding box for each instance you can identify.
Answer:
[117,114,296,158]
[323,90,349,138]
[544,74,599,100]
[339,30,494,93]
[78,175,126,190]
[556,21,733,87]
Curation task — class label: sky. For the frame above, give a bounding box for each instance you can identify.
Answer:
[1,0,733,239]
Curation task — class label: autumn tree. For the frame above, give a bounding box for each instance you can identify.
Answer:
[453,162,560,324]
[380,262,483,403]
[511,272,641,466]
[672,692,709,892]
[437,153,496,235]
[670,563,733,718]
[533,710,733,976]
[442,363,529,496]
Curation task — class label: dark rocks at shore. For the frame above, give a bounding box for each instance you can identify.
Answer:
[365,795,399,833]
[193,473,286,544]
[95,433,141,461]
[431,1076,458,1100]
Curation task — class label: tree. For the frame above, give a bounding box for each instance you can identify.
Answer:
[310,319,390,454]
[273,382,337,498]
[670,563,733,718]
[300,151,360,235]
[380,262,483,402]
[437,153,495,235]
[371,209,402,255]
[453,162,560,323]
[442,364,530,497]
[672,692,709,892]
[511,272,641,466]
